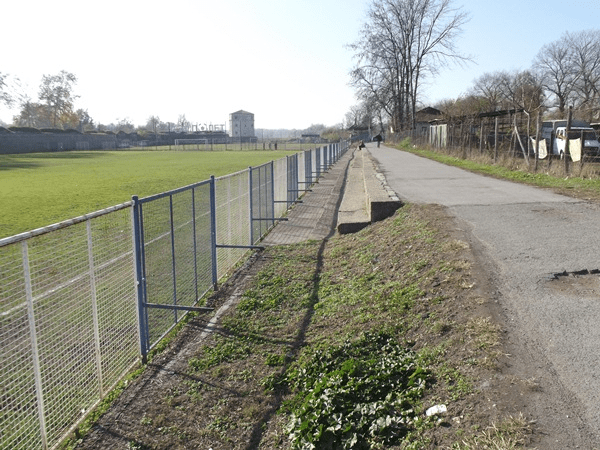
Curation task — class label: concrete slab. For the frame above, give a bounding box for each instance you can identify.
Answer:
[337,149,370,234]
[260,149,353,245]
[336,148,403,234]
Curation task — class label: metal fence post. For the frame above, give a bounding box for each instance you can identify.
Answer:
[286,155,292,206]
[209,176,218,289]
[86,219,104,397]
[270,161,275,230]
[132,196,149,364]
[168,195,178,324]
[257,165,263,238]
[289,153,299,203]
[191,188,199,302]
[248,166,254,245]
[22,240,49,449]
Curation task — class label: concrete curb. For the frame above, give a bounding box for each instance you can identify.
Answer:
[336,146,403,234]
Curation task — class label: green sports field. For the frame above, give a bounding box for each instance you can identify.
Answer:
[0,149,296,239]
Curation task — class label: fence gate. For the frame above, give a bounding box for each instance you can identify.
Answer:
[132,179,217,362]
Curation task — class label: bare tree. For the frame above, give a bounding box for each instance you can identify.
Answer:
[177,114,190,133]
[471,71,512,111]
[567,30,600,122]
[500,70,544,113]
[349,0,470,133]
[533,38,579,115]
[115,118,135,133]
[146,115,160,134]
[345,100,377,131]
[350,0,406,132]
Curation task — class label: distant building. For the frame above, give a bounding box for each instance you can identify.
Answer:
[229,110,255,138]
[414,106,443,137]
[415,106,443,122]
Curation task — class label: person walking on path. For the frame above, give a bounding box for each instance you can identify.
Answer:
[374,133,383,148]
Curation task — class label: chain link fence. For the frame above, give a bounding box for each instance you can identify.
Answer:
[0,141,349,450]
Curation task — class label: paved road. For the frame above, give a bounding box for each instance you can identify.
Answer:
[368,143,600,448]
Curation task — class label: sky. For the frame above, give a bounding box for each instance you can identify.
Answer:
[1,0,599,131]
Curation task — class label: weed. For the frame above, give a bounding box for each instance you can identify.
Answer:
[466,316,501,350]
[284,332,429,449]
[127,441,149,450]
[140,414,153,426]
[452,414,532,449]
[189,340,252,372]
[437,364,473,401]
[265,353,286,366]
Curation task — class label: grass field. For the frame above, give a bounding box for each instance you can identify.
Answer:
[0,149,296,239]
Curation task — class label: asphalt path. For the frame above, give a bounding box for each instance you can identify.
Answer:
[367,143,600,448]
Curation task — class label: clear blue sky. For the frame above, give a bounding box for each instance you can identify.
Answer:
[1,0,598,130]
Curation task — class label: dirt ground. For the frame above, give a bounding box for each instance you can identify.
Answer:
[72,203,592,449]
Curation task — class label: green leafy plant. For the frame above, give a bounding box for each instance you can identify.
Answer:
[285,331,429,449]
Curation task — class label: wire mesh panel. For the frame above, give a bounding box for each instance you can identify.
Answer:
[90,211,138,394]
[215,170,250,280]
[315,147,321,179]
[139,195,174,345]
[273,157,288,218]
[250,162,274,244]
[0,205,136,450]
[138,181,213,349]
[192,185,216,300]
[287,154,299,205]
[0,243,42,450]
[304,149,313,186]
[297,151,307,192]
[171,190,198,308]
[30,224,99,447]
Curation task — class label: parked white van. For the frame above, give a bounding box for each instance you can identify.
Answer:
[540,120,600,159]
[553,126,600,158]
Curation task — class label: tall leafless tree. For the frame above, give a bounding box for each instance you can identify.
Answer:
[349,0,469,133]
[146,115,161,134]
[533,38,579,115]
[177,114,190,133]
[471,71,513,111]
[567,30,600,122]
